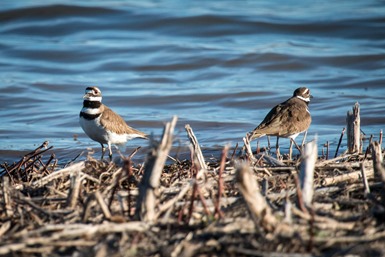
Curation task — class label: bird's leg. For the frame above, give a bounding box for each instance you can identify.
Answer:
[100,144,106,160]
[267,136,271,153]
[107,142,113,161]
[275,137,281,159]
[301,130,308,147]
[289,140,293,160]
[290,138,303,157]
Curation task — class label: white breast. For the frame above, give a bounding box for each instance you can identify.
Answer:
[79,115,133,146]
[79,116,109,144]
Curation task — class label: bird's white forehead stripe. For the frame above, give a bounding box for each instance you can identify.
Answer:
[297,95,310,102]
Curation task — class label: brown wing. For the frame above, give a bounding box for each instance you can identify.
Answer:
[250,98,311,139]
[100,105,147,138]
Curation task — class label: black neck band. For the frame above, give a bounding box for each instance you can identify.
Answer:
[83,100,101,108]
[79,112,101,120]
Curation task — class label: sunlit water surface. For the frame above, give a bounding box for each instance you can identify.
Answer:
[1,0,384,163]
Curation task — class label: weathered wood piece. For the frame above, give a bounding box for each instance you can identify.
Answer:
[135,116,177,222]
[236,162,277,231]
[299,139,317,207]
[243,135,256,162]
[371,141,385,181]
[66,169,82,208]
[185,124,208,170]
[346,102,361,154]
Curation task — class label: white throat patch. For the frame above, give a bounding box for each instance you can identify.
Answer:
[84,96,102,102]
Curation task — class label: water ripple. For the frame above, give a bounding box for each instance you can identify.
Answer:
[1,1,384,162]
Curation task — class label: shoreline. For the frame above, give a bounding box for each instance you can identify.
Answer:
[1,114,385,256]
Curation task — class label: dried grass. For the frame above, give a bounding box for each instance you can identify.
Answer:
[1,125,385,257]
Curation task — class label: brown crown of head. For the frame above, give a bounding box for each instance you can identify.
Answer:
[293,87,313,101]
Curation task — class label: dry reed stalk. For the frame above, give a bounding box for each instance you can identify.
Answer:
[0,221,11,239]
[291,207,356,230]
[334,127,346,158]
[0,222,149,256]
[156,181,192,220]
[135,116,177,222]
[187,179,199,223]
[66,168,82,208]
[185,124,207,171]
[1,176,13,218]
[82,193,96,223]
[94,191,112,220]
[346,102,361,154]
[294,174,308,214]
[123,158,134,218]
[230,143,238,161]
[299,140,317,208]
[370,141,385,207]
[214,145,228,219]
[30,161,85,189]
[242,136,255,162]
[321,167,374,186]
[360,163,370,194]
[236,162,277,232]
[106,167,123,209]
[371,141,385,181]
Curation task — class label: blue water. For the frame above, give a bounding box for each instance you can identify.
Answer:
[1,0,385,163]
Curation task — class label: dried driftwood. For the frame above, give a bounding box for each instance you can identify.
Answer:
[185,124,207,171]
[135,116,177,222]
[299,140,317,207]
[1,114,385,256]
[242,135,256,162]
[371,141,385,181]
[236,162,277,232]
[346,102,361,154]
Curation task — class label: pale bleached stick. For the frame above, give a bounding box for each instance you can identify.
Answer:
[30,161,85,188]
[299,139,317,208]
[0,221,11,239]
[0,222,149,255]
[360,163,370,194]
[2,176,13,218]
[346,102,361,154]
[243,136,256,162]
[135,116,177,222]
[66,169,82,208]
[185,124,207,170]
[321,167,374,186]
[370,141,385,206]
[156,180,192,220]
[94,191,111,220]
[236,162,277,232]
[371,141,385,181]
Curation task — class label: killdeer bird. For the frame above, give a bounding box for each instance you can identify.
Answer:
[79,86,147,160]
[247,87,312,159]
